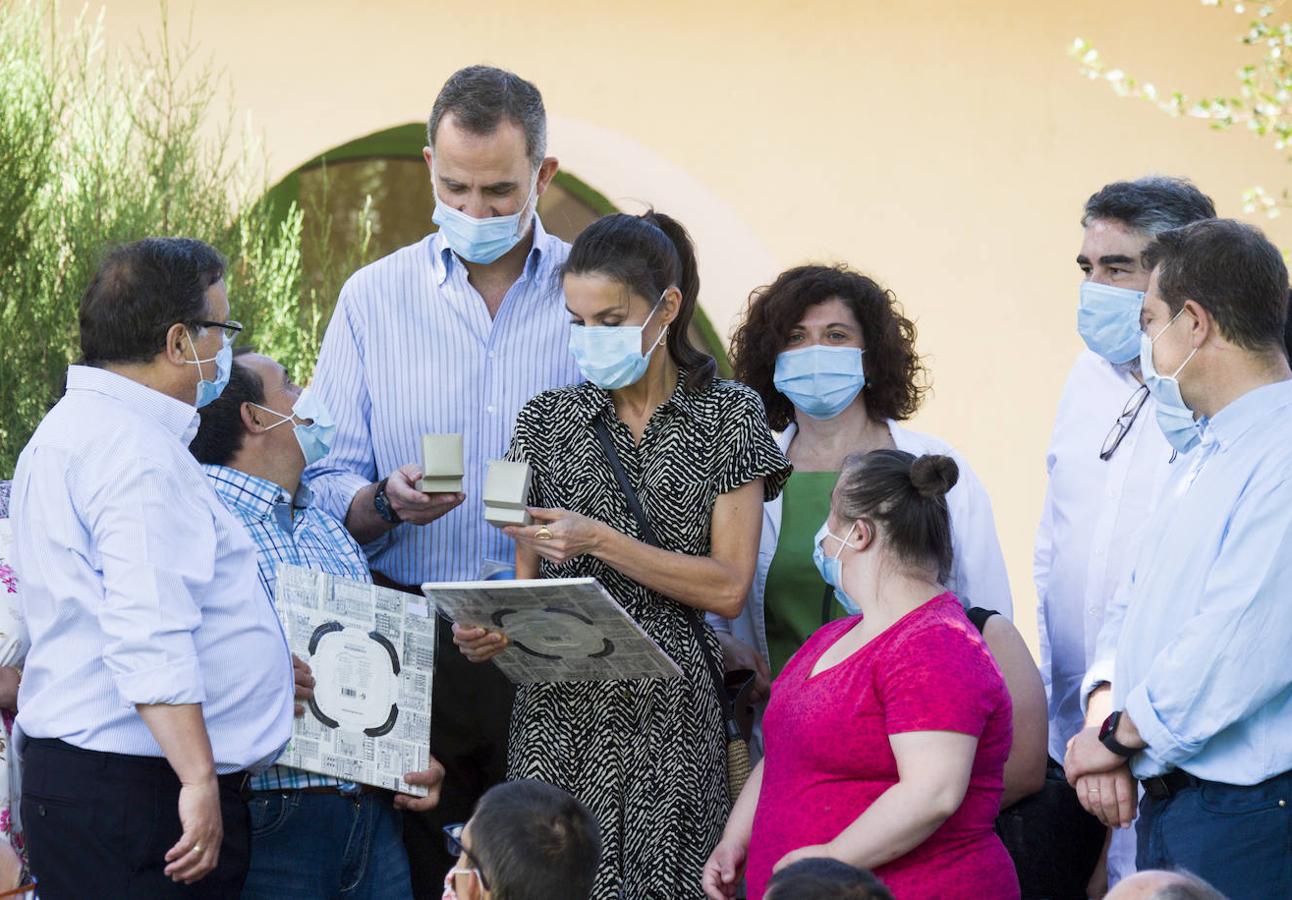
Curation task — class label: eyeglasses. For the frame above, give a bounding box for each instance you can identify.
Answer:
[1099,383,1150,461]
[192,319,243,335]
[443,823,490,891]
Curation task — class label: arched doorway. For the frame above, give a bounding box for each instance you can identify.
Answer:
[264,123,730,373]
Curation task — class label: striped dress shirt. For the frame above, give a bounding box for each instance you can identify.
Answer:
[11,367,293,772]
[203,465,371,791]
[305,217,581,585]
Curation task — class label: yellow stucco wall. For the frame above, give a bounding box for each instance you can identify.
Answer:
[73,1,1292,656]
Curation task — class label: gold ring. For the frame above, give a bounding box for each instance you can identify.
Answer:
[535,526,553,540]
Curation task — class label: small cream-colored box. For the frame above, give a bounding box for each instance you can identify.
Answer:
[418,434,464,493]
[483,460,532,527]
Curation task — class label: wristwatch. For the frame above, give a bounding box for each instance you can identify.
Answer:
[1099,710,1137,757]
[373,477,402,525]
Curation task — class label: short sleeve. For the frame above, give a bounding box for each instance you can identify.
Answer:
[878,618,1003,737]
[504,396,543,505]
[713,383,792,501]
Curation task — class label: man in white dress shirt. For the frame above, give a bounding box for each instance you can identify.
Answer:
[1034,177,1215,892]
[304,65,581,896]
[10,238,294,898]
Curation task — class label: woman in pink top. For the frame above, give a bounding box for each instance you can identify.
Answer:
[702,450,1018,900]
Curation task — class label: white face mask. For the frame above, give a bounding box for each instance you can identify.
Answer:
[431,169,538,265]
[567,291,670,390]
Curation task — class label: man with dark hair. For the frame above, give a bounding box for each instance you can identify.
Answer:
[190,352,447,897]
[10,237,294,897]
[1035,176,1217,891]
[304,64,581,896]
[443,779,600,900]
[1067,219,1292,900]
[764,858,894,900]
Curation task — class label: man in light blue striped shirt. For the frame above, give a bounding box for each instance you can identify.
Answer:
[304,65,581,895]
[1066,219,1292,900]
[193,352,447,898]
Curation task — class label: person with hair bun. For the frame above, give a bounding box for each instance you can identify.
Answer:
[703,451,1018,900]
[454,211,791,899]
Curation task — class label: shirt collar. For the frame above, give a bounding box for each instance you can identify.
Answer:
[1199,378,1292,451]
[203,464,298,533]
[65,365,198,441]
[429,214,554,287]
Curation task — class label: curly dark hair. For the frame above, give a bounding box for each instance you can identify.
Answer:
[730,264,928,430]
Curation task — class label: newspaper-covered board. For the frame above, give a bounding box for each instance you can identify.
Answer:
[421,577,681,684]
[274,563,434,795]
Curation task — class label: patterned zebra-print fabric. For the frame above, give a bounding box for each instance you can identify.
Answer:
[505,374,791,900]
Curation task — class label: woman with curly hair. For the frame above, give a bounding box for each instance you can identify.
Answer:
[712,264,1015,697]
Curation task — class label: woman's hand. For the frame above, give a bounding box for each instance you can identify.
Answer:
[772,843,837,873]
[701,836,749,900]
[452,623,509,663]
[505,508,607,567]
[0,666,20,712]
[716,633,772,702]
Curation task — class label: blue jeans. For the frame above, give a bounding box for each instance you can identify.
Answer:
[242,791,413,899]
[1136,771,1292,900]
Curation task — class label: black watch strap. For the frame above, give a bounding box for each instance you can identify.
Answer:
[373,477,402,525]
[1099,710,1137,758]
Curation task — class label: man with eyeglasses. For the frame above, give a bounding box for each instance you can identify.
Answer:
[9,238,294,898]
[440,779,599,900]
[1033,177,1215,891]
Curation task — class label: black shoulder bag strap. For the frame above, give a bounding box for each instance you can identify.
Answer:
[590,416,741,740]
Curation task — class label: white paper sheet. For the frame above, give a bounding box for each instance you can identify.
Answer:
[421,577,682,684]
[274,564,435,795]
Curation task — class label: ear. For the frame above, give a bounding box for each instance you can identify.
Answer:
[658,285,683,327]
[240,402,271,436]
[852,518,876,553]
[163,322,192,366]
[535,156,559,196]
[423,146,434,179]
[1181,298,1213,348]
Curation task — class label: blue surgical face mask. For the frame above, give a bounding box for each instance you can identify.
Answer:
[568,294,669,390]
[253,389,337,466]
[431,174,537,265]
[186,329,233,409]
[1078,281,1145,365]
[773,346,865,420]
[812,520,860,615]
[1139,308,1200,454]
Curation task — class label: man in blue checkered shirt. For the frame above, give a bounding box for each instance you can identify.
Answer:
[191,352,444,898]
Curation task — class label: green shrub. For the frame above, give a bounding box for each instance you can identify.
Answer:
[0,2,368,475]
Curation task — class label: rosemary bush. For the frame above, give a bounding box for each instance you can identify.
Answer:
[0,2,368,475]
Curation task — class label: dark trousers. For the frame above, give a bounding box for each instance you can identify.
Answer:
[1137,769,1292,900]
[373,573,515,900]
[21,738,251,899]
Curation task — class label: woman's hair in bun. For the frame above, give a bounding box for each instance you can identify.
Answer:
[909,454,959,499]
[834,449,957,581]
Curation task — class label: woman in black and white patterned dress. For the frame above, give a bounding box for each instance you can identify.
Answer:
[454,212,790,899]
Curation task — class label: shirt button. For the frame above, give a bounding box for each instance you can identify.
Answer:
[486,405,496,414]
[488,351,496,359]
[1089,607,1099,616]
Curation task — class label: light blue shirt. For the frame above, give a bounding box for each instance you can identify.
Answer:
[305,218,581,584]
[1084,378,1292,784]
[11,367,294,772]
